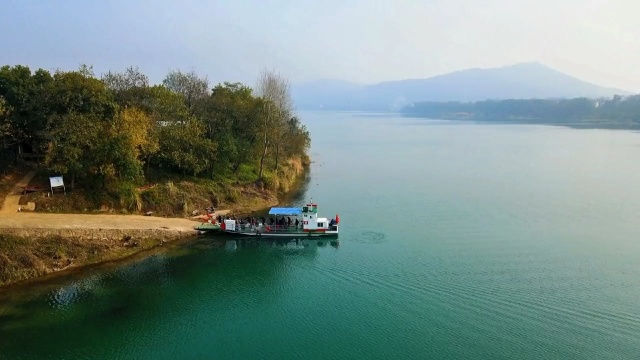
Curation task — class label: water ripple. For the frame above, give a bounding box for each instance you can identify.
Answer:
[348,231,387,244]
[312,262,640,346]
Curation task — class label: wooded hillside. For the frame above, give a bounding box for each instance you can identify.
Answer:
[0,65,310,213]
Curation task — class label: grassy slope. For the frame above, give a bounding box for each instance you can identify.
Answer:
[19,156,309,217]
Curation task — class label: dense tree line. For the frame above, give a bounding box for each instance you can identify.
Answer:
[403,95,640,125]
[0,64,310,189]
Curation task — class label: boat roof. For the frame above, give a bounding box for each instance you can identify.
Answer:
[269,207,302,215]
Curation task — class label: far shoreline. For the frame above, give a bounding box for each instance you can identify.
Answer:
[400,113,640,132]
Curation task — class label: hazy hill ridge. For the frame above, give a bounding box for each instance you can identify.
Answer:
[292,62,629,111]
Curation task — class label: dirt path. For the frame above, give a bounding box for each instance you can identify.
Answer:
[0,210,235,232]
[0,212,200,232]
[0,170,36,214]
[0,171,235,232]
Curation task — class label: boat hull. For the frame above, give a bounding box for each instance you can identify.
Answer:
[221,230,338,238]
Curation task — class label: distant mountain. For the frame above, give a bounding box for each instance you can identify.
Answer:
[292,62,630,111]
[291,79,365,110]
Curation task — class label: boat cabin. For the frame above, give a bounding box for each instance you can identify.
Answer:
[301,202,338,232]
[218,200,339,237]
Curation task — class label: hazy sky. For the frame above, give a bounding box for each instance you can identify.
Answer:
[1,0,639,91]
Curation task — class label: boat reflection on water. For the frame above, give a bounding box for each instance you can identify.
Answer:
[223,237,339,251]
[225,239,237,251]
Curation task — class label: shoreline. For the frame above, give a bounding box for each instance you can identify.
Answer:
[0,232,206,296]
[0,214,200,288]
[400,113,640,131]
[0,167,310,288]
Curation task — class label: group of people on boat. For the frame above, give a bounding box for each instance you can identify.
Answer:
[269,216,300,227]
[214,215,300,227]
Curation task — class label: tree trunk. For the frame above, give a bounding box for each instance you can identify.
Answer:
[258,104,270,180]
[258,139,268,179]
[273,144,279,171]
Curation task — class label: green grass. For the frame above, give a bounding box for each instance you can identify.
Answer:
[235,164,258,183]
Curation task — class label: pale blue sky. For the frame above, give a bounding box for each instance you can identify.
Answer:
[1,0,639,91]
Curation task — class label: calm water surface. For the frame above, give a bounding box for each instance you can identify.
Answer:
[2,112,640,359]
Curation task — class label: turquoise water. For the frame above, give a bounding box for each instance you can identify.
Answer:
[2,112,640,359]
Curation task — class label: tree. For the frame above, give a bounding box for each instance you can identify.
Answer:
[45,69,116,120]
[42,70,166,188]
[77,64,95,78]
[0,96,14,147]
[0,95,13,172]
[110,107,158,177]
[0,62,312,195]
[256,69,294,179]
[162,70,209,114]
[0,65,37,149]
[196,82,263,175]
[0,96,10,138]
[147,85,192,125]
[156,118,217,176]
[102,66,149,92]
[0,65,34,110]
[282,116,310,159]
[0,66,55,163]
[44,113,104,188]
[0,96,6,116]
[101,66,151,109]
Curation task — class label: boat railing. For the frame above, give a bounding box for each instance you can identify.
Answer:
[230,223,304,233]
[228,223,339,234]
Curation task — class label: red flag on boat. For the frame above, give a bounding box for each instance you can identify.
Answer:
[335,214,340,224]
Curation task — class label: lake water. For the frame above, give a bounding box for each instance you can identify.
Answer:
[2,112,640,359]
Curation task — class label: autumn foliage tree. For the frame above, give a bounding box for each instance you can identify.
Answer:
[0,63,310,205]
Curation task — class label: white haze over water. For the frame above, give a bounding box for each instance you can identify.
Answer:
[1,0,638,91]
